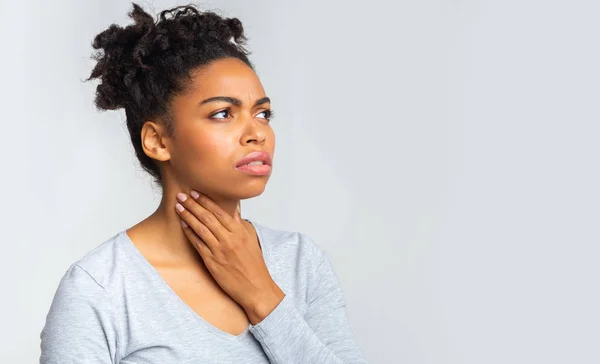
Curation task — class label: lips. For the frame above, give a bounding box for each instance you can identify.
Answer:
[235,151,272,168]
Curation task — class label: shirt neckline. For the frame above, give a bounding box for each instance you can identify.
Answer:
[118,218,269,342]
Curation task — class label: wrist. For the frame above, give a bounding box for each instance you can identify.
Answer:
[245,283,285,325]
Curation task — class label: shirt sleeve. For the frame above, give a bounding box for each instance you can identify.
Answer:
[39,264,121,364]
[248,235,369,363]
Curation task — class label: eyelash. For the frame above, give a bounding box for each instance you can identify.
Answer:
[210,109,275,121]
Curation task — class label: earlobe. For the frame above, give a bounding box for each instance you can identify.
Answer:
[141,121,172,162]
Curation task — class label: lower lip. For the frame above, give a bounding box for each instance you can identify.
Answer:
[236,164,271,175]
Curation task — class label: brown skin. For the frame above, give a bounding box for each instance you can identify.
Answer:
[125,57,283,333]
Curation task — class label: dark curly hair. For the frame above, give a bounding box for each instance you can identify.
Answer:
[86,2,254,187]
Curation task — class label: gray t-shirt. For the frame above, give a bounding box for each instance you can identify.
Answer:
[39,219,368,363]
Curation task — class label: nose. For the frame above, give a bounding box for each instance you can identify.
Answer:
[240,117,268,146]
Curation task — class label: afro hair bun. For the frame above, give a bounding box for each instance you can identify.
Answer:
[87,2,250,111]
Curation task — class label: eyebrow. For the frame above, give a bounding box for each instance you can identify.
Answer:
[199,96,271,108]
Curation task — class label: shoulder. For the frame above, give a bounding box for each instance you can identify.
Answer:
[250,220,339,297]
[60,230,131,293]
[250,219,327,265]
[41,233,124,363]
[252,221,346,308]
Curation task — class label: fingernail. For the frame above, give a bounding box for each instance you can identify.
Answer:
[190,190,200,199]
[175,203,185,212]
[176,193,187,202]
[181,220,188,228]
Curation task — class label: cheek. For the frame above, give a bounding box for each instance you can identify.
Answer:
[179,130,234,167]
[268,129,276,151]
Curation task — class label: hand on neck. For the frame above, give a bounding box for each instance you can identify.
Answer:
[135,180,244,265]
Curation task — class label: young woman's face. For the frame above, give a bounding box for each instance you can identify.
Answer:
[165,57,275,201]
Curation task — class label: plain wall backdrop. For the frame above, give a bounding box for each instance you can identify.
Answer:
[1,0,598,362]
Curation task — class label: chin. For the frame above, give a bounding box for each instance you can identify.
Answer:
[239,187,267,200]
[233,181,269,200]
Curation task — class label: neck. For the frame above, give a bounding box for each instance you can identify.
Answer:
[134,176,245,264]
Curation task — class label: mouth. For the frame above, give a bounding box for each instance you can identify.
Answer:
[235,151,272,176]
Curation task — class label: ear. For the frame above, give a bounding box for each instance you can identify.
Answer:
[141,121,171,162]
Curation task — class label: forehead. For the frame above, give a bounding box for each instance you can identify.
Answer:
[188,58,265,99]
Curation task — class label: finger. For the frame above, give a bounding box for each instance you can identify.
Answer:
[177,193,227,241]
[175,202,219,250]
[190,190,236,231]
[181,220,214,258]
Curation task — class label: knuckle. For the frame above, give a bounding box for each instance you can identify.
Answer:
[222,241,236,253]
[180,209,190,219]
[198,224,209,235]
[220,243,231,254]
[214,253,228,266]
[204,213,216,225]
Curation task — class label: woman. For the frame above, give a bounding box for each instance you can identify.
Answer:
[40,3,368,363]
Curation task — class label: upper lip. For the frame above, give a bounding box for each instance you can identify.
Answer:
[236,151,272,167]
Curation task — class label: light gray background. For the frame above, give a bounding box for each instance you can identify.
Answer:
[1,0,598,362]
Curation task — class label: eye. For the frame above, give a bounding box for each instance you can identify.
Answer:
[210,109,231,120]
[257,109,275,121]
